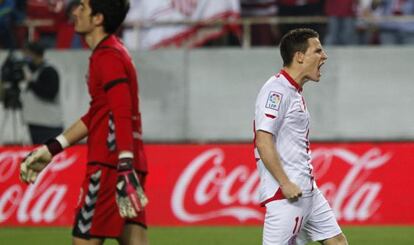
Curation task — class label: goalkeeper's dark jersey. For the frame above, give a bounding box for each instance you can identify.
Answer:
[81,35,147,172]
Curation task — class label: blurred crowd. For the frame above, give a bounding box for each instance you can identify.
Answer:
[1,0,414,49]
[0,0,82,49]
[242,0,414,46]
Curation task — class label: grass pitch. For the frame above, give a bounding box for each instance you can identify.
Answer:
[0,226,413,244]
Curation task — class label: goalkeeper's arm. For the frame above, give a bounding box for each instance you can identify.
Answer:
[41,118,88,154]
[61,119,89,146]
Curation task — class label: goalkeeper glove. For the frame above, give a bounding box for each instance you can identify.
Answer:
[20,145,52,184]
[20,137,66,184]
[116,158,148,218]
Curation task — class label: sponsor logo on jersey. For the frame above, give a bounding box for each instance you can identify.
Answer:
[265,91,282,110]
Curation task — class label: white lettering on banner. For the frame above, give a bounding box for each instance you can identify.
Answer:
[0,146,394,225]
[0,186,21,222]
[0,151,27,182]
[172,148,263,223]
[0,151,78,224]
[172,147,392,223]
[312,148,392,221]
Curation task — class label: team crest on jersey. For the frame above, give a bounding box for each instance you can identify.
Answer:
[265,91,282,110]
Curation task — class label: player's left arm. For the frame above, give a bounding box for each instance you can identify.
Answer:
[99,50,148,218]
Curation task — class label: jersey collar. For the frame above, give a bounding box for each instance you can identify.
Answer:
[92,35,113,53]
[280,69,302,93]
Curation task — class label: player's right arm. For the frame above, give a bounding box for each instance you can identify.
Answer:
[254,81,302,201]
[62,119,88,145]
[255,130,302,201]
[20,119,88,184]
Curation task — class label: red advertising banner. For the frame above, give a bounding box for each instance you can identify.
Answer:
[1,143,414,227]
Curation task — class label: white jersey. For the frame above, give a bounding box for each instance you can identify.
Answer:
[254,70,316,205]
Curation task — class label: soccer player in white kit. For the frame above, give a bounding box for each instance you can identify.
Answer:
[254,28,348,245]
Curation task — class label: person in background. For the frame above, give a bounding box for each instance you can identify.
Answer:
[355,0,382,45]
[376,0,414,44]
[26,0,66,48]
[21,41,63,144]
[0,0,16,49]
[240,0,278,46]
[324,0,357,45]
[56,0,85,49]
[277,0,325,41]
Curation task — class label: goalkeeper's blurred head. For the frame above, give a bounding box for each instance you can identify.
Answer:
[89,0,130,34]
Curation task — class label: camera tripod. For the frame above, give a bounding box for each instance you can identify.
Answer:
[0,108,26,145]
[0,88,27,145]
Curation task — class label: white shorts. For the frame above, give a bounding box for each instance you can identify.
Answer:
[263,190,342,245]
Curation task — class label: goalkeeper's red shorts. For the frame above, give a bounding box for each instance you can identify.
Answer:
[72,162,147,239]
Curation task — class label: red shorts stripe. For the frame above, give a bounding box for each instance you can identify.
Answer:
[260,188,285,207]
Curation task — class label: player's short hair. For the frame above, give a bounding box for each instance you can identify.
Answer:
[89,0,130,34]
[280,28,319,67]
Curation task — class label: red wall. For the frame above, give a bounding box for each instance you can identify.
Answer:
[1,143,413,226]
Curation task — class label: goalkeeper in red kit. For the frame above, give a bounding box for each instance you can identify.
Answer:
[19,0,149,244]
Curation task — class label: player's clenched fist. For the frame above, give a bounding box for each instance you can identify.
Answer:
[116,158,148,218]
[20,145,52,184]
[280,181,303,202]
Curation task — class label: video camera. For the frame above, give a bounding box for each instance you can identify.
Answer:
[1,51,27,109]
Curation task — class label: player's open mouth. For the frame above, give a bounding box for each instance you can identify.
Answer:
[317,62,325,77]
[318,62,325,71]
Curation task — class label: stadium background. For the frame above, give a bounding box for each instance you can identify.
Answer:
[1,0,414,244]
[1,47,414,244]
